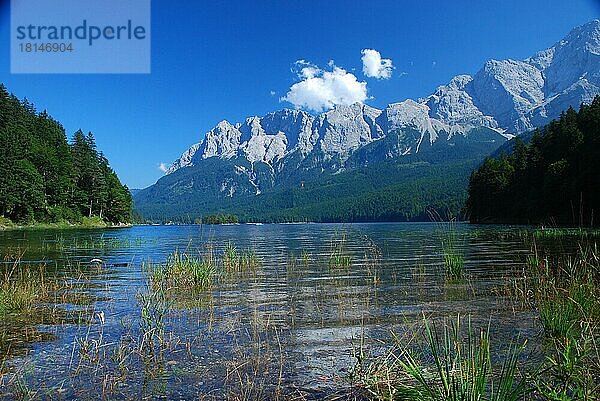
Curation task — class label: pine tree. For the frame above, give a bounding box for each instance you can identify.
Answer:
[468,97,600,225]
[0,85,132,224]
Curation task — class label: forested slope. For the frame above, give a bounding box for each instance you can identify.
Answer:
[468,97,600,225]
[0,84,132,226]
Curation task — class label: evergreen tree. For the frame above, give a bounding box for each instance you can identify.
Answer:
[0,84,133,224]
[468,97,600,226]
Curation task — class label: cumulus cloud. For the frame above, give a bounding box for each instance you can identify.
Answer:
[282,60,368,112]
[361,49,394,79]
[158,162,169,173]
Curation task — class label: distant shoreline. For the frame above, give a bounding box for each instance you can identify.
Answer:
[0,222,133,231]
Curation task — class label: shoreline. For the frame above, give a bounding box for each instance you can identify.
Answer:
[0,222,133,231]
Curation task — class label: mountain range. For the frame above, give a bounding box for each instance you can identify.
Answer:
[135,20,600,222]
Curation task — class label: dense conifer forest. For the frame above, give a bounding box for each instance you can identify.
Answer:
[138,158,477,224]
[468,96,600,226]
[0,84,132,225]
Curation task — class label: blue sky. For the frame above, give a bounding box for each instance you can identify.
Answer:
[0,0,598,188]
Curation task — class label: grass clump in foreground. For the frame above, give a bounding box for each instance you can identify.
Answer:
[328,232,352,269]
[0,253,57,317]
[353,315,527,401]
[223,241,260,272]
[503,239,600,400]
[527,243,599,339]
[527,243,600,400]
[0,266,43,316]
[437,217,465,280]
[150,248,215,290]
[149,242,260,290]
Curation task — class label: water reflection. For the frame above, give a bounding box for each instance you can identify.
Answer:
[0,223,541,399]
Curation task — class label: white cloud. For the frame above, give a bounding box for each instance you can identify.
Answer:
[270,90,276,96]
[282,60,368,112]
[158,162,169,173]
[361,49,394,79]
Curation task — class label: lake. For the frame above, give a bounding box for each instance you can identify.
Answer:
[0,223,542,399]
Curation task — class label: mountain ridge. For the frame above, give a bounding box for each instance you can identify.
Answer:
[136,20,600,222]
[163,20,600,178]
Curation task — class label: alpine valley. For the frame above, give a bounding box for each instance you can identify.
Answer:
[135,20,600,223]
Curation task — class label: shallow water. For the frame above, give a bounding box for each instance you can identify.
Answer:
[0,223,541,399]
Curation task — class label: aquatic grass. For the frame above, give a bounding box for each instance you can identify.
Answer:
[328,232,352,269]
[517,240,600,400]
[139,283,169,352]
[363,236,382,285]
[533,328,600,401]
[285,251,310,285]
[52,235,150,251]
[329,251,352,269]
[0,284,39,316]
[223,316,286,401]
[538,298,580,339]
[223,241,238,269]
[537,284,598,339]
[428,210,466,280]
[74,314,106,366]
[66,283,192,400]
[525,254,540,269]
[440,220,466,280]
[495,266,534,312]
[301,250,310,268]
[11,363,38,401]
[0,263,41,316]
[285,252,298,272]
[443,253,465,280]
[353,315,528,401]
[529,243,600,339]
[238,248,260,271]
[149,248,215,290]
[0,256,51,316]
[532,227,600,240]
[222,241,260,272]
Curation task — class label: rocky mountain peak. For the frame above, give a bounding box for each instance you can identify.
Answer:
[163,20,600,179]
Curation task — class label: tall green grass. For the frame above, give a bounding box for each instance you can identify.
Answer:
[149,242,260,291]
[328,232,352,269]
[438,218,465,280]
[353,315,527,401]
[530,244,599,339]
[223,241,260,272]
[0,257,49,316]
[520,241,600,400]
[149,248,214,290]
